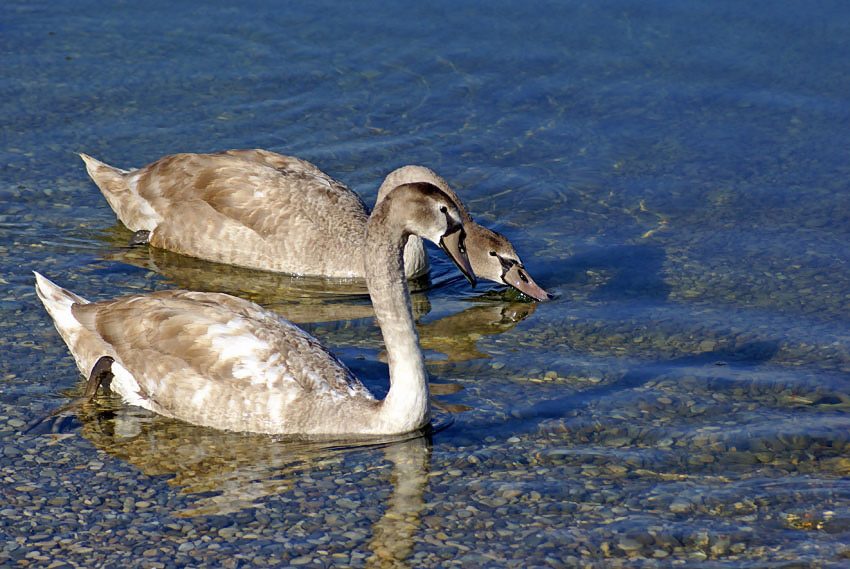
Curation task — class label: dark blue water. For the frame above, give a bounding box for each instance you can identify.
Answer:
[3,1,850,567]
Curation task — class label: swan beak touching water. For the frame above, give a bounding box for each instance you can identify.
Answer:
[498,258,550,302]
[439,226,476,287]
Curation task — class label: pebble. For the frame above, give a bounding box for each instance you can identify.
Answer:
[617,538,643,553]
[3,445,22,458]
[669,499,694,513]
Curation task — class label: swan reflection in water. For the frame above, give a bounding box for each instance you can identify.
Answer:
[101,228,536,363]
[69,399,433,567]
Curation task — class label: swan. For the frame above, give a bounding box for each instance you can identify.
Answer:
[34,182,475,436]
[80,149,549,301]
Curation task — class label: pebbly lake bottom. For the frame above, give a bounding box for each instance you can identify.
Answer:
[3,378,850,569]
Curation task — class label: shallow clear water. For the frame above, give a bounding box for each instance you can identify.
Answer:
[3,0,850,567]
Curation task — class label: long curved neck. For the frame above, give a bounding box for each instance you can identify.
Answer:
[364,201,430,434]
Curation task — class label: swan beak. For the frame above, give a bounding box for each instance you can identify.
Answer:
[502,263,551,301]
[440,228,476,287]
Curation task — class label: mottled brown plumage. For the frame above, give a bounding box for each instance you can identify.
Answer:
[81,151,375,278]
[81,150,548,299]
[36,183,475,436]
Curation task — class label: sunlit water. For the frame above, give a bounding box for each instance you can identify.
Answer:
[3,0,850,567]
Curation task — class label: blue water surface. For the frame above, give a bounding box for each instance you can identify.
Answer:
[3,0,850,567]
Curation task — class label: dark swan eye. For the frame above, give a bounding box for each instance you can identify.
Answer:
[489,251,497,256]
[440,205,448,213]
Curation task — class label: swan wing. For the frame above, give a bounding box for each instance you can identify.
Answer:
[73,290,374,430]
[128,153,370,275]
[215,148,329,177]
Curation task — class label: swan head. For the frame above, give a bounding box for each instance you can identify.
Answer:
[465,224,551,301]
[384,182,476,287]
[378,166,548,300]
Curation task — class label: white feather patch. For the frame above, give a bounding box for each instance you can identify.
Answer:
[191,384,211,408]
[125,177,163,230]
[206,318,295,388]
[110,361,153,411]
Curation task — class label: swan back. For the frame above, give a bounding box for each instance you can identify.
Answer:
[81,152,372,277]
[81,151,439,279]
[35,273,377,434]
[215,148,329,177]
